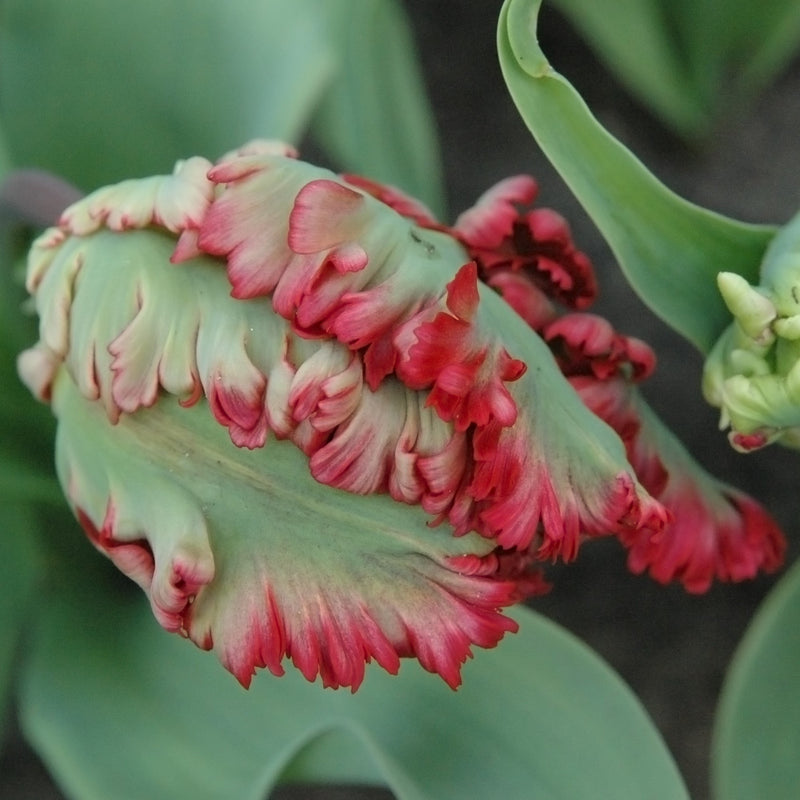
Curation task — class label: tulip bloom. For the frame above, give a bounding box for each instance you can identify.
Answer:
[18,140,784,690]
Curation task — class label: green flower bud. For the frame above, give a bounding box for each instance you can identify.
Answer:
[704,210,800,451]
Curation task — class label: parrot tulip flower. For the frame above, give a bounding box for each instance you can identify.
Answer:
[17,140,784,691]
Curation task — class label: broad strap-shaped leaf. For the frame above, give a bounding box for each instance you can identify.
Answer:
[19,567,690,800]
[547,0,708,139]
[712,559,800,799]
[0,505,42,740]
[308,0,444,213]
[549,0,800,141]
[497,0,776,353]
[0,0,443,211]
[0,0,335,187]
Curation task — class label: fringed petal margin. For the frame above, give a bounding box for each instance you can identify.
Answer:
[452,175,597,310]
[573,376,785,592]
[52,368,542,691]
[59,156,215,236]
[20,144,696,690]
[189,150,666,560]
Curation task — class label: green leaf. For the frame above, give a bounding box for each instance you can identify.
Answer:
[19,571,689,800]
[546,0,708,140]
[0,504,42,740]
[548,0,800,141]
[0,0,336,189]
[712,559,800,799]
[498,0,776,353]
[728,0,800,99]
[0,0,443,211]
[309,0,444,215]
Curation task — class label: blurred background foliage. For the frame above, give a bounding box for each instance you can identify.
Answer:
[549,0,800,143]
[1,0,800,798]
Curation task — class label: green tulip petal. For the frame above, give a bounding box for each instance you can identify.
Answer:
[712,558,800,799]
[497,0,776,353]
[19,571,689,800]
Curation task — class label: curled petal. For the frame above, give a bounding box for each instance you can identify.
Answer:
[545,313,656,381]
[451,419,667,559]
[53,370,530,690]
[192,151,667,561]
[342,173,442,228]
[17,342,61,403]
[196,146,469,347]
[454,175,539,248]
[60,156,215,236]
[484,268,558,331]
[21,147,679,689]
[574,376,786,591]
[453,177,597,310]
[395,263,526,431]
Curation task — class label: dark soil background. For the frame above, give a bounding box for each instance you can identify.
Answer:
[2,2,799,799]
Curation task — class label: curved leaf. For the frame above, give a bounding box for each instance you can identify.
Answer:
[712,559,800,799]
[20,565,689,800]
[497,0,776,353]
[549,0,800,141]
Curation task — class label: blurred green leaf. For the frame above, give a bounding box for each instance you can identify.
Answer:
[498,0,776,353]
[310,0,444,214]
[0,504,42,741]
[0,217,57,473]
[0,0,335,189]
[712,559,800,799]
[20,571,689,799]
[0,0,443,210]
[0,124,11,182]
[545,0,707,140]
[549,0,800,141]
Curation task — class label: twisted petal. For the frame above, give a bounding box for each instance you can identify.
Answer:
[573,376,785,592]
[190,148,667,556]
[545,312,655,382]
[453,175,597,310]
[20,146,674,688]
[53,369,523,690]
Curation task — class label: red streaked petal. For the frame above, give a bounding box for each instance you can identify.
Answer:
[342,173,442,228]
[288,179,368,255]
[454,177,597,310]
[546,312,656,381]
[453,175,539,248]
[574,376,786,591]
[54,372,527,691]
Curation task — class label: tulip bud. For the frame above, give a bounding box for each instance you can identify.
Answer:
[704,211,800,452]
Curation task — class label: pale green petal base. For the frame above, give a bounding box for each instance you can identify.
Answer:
[52,368,510,689]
